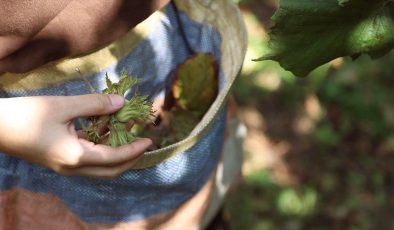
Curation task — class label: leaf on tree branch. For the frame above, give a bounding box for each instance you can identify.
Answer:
[254,0,394,76]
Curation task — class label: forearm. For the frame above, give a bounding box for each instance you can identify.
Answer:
[0,0,171,73]
[0,0,72,58]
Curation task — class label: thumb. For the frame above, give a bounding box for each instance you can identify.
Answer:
[63,94,124,119]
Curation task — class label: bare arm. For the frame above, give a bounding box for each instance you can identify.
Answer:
[0,0,171,73]
[0,0,72,58]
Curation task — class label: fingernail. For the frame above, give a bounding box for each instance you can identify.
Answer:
[109,94,124,108]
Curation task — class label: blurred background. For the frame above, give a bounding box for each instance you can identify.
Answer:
[224,0,394,229]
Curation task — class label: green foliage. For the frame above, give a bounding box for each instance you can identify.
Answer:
[227,2,394,228]
[255,0,394,76]
[337,0,350,6]
[83,72,153,147]
[172,53,218,116]
[276,187,317,217]
[107,119,136,147]
[103,71,139,95]
[312,123,341,146]
[128,52,219,149]
[115,94,153,123]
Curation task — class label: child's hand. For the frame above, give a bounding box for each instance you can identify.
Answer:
[0,94,152,179]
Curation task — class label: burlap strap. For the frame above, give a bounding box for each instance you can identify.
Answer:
[133,0,247,169]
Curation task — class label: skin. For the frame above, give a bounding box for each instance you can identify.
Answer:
[0,0,171,73]
[0,0,171,179]
[0,94,153,179]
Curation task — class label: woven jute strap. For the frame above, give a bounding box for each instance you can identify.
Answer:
[132,0,247,169]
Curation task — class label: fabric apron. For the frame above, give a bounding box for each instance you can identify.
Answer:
[0,0,247,229]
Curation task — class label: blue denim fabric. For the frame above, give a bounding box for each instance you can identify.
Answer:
[0,4,225,223]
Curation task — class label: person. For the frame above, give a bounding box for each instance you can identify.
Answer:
[0,0,247,229]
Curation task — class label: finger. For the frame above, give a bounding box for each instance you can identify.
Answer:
[60,94,124,121]
[59,155,143,179]
[75,138,152,166]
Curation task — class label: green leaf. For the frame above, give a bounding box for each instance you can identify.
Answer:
[337,0,350,6]
[255,0,394,76]
[83,71,153,146]
[104,73,114,94]
[172,53,218,116]
[168,110,201,140]
[102,71,139,95]
[115,95,154,123]
[107,119,135,147]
